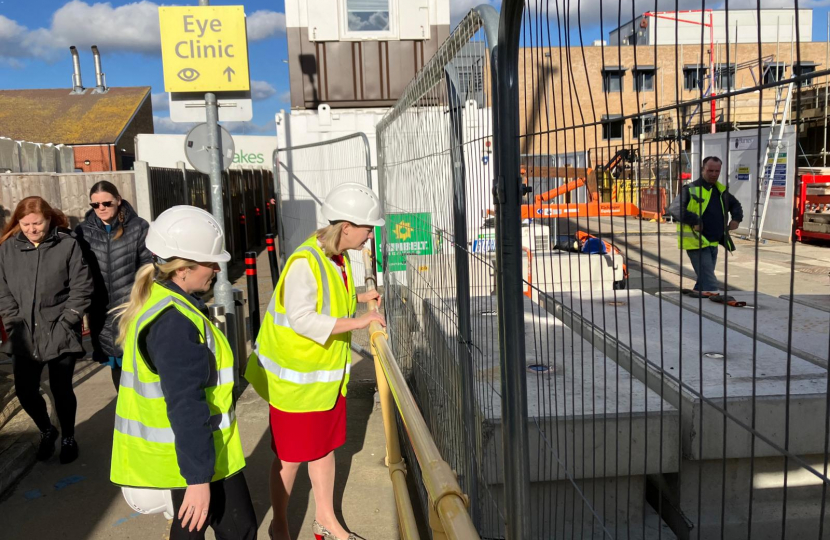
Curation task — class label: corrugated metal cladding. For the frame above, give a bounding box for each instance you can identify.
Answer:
[287,25,450,109]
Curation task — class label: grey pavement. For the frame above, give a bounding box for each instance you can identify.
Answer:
[0,249,399,539]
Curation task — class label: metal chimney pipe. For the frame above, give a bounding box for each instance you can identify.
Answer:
[91,45,106,92]
[69,46,84,93]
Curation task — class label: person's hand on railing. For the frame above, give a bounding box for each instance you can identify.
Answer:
[358,289,382,308]
[356,310,386,329]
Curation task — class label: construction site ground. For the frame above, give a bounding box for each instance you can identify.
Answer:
[0,219,828,539]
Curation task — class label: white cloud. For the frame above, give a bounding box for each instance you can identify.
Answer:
[153,115,196,134]
[151,92,169,112]
[278,90,291,103]
[246,10,286,41]
[0,1,285,63]
[251,80,277,101]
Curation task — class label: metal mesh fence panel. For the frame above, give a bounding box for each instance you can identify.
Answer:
[275,133,374,285]
[376,6,507,534]
[506,0,830,538]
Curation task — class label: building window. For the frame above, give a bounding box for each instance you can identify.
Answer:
[794,64,816,87]
[716,64,736,90]
[602,69,625,93]
[633,68,655,92]
[763,63,787,85]
[602,116,624,140]
[346,0,390,32]
[633,114,655,138]
[683,67,707,91]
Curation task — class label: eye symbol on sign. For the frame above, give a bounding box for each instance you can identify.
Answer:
[177,68,200,82]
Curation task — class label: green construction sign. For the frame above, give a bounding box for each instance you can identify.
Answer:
[375,212,434,273]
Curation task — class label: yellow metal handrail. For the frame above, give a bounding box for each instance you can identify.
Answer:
[362,251,480,540]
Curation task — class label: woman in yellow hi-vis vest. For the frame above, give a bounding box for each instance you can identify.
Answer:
[246,183,386,540]
[110,206,256,540]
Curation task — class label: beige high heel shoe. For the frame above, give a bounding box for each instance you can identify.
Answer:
[312,520,357,540]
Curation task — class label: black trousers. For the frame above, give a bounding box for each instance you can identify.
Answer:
[13,355,77,437]
[169,472,258,540]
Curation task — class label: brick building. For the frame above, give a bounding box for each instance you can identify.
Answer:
[0,86,153,172]
[517,42,826,163]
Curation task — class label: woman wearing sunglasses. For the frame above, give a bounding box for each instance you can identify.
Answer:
[75,181,152,390]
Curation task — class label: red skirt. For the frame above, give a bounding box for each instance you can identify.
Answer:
[269,394,346,462]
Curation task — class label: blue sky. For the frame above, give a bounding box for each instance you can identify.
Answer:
[0,1,828,136]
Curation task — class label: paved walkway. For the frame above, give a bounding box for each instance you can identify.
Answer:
[0,249,399,539]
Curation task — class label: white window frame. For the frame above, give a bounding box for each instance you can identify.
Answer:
[340,0,398,41]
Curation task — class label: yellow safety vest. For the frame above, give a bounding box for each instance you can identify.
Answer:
[677,181,735,251]
[111,283,245,489]
[245,236,356,413]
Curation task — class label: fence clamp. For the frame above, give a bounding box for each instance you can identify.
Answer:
[492,175,506,204]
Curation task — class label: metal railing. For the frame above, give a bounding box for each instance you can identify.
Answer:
[148,165,274,261]
[362,251,479,540]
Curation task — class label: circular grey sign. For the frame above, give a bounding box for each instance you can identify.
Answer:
[184,123,235,174]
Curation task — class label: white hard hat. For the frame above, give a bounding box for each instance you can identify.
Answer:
[146,205,231,263]
[321,183,385,227]
[121,487,175,520]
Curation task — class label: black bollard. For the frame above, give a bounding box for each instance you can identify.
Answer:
[245,252,261,341]
[265,234,280,287]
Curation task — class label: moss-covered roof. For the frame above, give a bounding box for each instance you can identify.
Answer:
[0,87,151,145]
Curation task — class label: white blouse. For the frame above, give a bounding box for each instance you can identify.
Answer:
[282,257,339,345]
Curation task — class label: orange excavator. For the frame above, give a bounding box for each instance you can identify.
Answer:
[519,149,640,219]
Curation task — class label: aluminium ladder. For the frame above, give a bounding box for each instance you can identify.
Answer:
[746,80,794,241]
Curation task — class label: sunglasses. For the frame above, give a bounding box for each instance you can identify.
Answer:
[90,201,116,209]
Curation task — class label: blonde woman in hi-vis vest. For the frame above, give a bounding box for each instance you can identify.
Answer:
[110,206,256,540]
[245,183,386,540]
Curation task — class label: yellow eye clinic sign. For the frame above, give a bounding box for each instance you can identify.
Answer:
[159,6,250,92]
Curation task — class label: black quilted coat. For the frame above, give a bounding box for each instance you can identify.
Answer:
[75,200,152,359]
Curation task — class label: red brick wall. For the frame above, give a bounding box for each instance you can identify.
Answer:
[73,144,114,172]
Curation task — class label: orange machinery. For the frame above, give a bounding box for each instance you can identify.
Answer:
[517,150,640,219]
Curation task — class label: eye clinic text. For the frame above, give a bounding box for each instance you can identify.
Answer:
[175,15,236,59]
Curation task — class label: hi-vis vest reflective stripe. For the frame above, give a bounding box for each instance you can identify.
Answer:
[245,236,357,413]
[110,283,245,489]
[677,181,730,251]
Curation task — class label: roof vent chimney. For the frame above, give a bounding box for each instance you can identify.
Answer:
[91,45,108,94]
[69,46,85,94]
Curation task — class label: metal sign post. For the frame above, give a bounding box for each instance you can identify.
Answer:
[159,0,252,347]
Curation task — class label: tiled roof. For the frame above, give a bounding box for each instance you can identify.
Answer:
[0,87,151,145]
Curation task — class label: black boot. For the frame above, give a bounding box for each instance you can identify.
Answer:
[60,436,79,464]
[36,426,59,461]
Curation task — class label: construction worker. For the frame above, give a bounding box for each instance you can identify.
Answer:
[110,206,256,540]
[670,156,743,298]
[245,183,385,540]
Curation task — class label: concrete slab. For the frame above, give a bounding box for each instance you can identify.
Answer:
[653,454,830,540]
[782,294,830,314]
[542,290,828,460]
[421,295,679,485]
[660,291,829,368]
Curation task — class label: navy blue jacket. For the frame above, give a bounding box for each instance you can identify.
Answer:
[140,281,216,485]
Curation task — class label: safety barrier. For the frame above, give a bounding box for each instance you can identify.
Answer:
[370,1,830,538]
[147,165,274,261]
[639,186,667,221]
[362,251,479,540]
[272,133,374,284]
